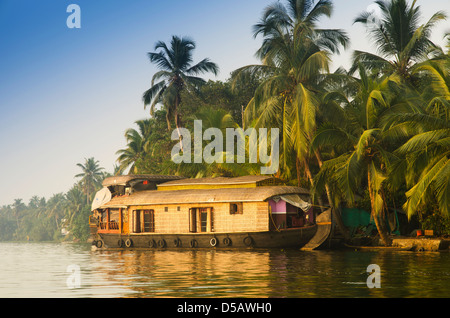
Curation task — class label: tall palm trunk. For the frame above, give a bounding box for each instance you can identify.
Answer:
[174,90,184,152]
[15,213,20,231]
[295,153,329,218]
[166,112,172,131]
[368,168,391,246]
[301,157,325,213]
[86,179,91,205]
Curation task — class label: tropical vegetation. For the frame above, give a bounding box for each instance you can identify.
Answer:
[0,158,108,242]
[1,0,448,243]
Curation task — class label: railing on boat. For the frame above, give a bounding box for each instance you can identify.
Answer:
[99,222,120,231]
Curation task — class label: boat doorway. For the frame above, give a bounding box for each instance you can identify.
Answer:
[189,208,214,233]
[121,209,129,235]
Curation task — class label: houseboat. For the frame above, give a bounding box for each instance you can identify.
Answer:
[89,175,324,249]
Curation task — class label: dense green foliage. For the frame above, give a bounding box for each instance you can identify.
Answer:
[1,0,448,242]
[0,158,108,242]
[119,0,449,239]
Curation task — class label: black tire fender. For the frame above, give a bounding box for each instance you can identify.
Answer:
[190,239,198,248]
[243,235,253,247]
[223,237,232,246]
[158,239,166,248]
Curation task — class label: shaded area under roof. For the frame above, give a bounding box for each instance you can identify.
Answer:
[102,175,185,187]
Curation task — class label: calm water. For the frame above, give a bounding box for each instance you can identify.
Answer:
[0,242,449,298]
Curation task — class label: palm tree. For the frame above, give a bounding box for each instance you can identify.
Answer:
[312,66,401,246]
[446,32,450,55]
[116,119,152,175]
[391,112,449,219]
[143,35,219,149]
[46,193,67,229]
[352,0,446,85]
[252,0,349,58]
[382,57,450,219]
[75,158,104,204]
[28,196,42,210]
[12,198,25,234]
[112,165,122,176]
[233,0,349,217]
[169,107,253,178]
[65,184,85,226]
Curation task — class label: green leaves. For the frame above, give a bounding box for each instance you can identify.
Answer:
[355,129,381,159]
[134,0,449,232]
[352,0,447,84]
[143,35,219,130]
[75,158,105,205]
[404,156,450,218]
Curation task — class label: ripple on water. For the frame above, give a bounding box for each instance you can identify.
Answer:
[0,243,449,298]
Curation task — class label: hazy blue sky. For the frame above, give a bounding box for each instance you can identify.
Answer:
[0,0,448,206]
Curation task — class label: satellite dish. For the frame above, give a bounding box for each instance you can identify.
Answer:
[91,188,112,211]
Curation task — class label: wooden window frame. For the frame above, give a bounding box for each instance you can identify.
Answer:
[133,210,141,233]
[143,210,155,233]
[189,207,214,233]
[189,208,197,233]
[229,203,243,215]
[98,208,121,233]
[133,209,156,233]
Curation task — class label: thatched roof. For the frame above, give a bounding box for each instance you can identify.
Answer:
[100,186,310,208]
[102,175,185,187]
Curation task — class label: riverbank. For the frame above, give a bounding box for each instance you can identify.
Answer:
[345,236,450,252]
[392,237,450,252]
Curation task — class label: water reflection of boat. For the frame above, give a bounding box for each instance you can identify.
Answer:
[89,175,324,249]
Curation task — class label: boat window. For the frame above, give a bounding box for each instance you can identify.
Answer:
[189,208,197,233]
[230,203,243,215]
[200,208,208,232]
[133,210,141,233]
[177,206,181,211]
[164,207,169,212]
[109,209,120,222]
[143,210,155,233]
